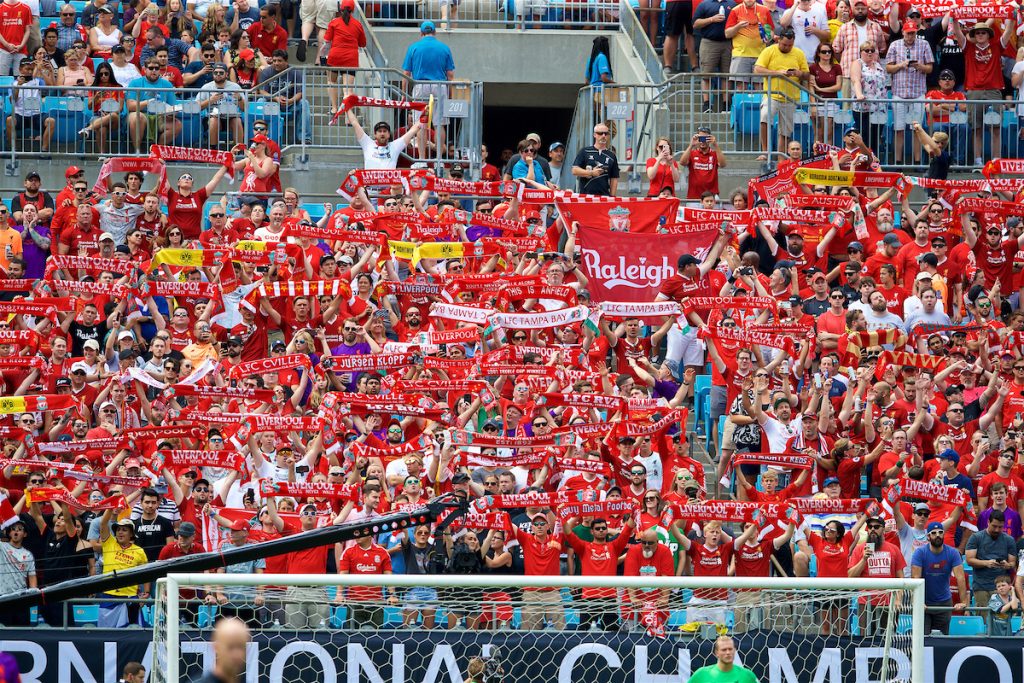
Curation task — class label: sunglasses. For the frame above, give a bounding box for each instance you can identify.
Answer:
[644,496,658,501]
[253,126,267,131]
[532,422,547,428]
[829,294,845,300]
[914,510,930,515]
[533,520,547,526]
[193,487,210,493]
[867,524,884,530]
[595,130,610,135]
[209,212,225,218]
[861,48,876,53]
[592,526,608,532]
[641,541,657,546]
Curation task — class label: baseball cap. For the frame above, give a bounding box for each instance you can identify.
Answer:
[823,477,840,487]
[83,339,100,351]
[847,241,864,252]
[882,233,901,246]
[526,133,542,144]
[55,377,71,389]
[549,141,565,152]
[844,126,860,136]
[98,5,113,12]
[420,20,435,32]
[239,48,255,60]
[250,134,270,145]
[930,235,947,245]
[271,339,287,351]
[70,361,91,374]
[373,121,391,132]
[340,0,356,8]
[938,448,960,464]
[901,20,917,32]
[225,335,243,346]
[99,232,115,243]
[916,271,933,281]
[938,69,955,80]
[451,472,471,484]
[124,457,142,469]
[112,518,135,530]
[788,295,803,306]
[913,502,931,513]
[229,519,250,532]
[926,521,944,533]
[177,521,197,537]
[117,330,135,341]
[25,171,40,181]
[65,165,83,178]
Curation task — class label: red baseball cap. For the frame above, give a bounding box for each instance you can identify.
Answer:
[230,519,250,532]
[901,20,918,32]
[65,166,84,178]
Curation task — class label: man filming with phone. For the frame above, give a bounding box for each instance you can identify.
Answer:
[679,125,726,200]
[966,511,1017,611]
[848,516,906,632]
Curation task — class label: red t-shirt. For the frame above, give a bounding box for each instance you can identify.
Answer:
[323,16,366,67]
[246,22,289,56]
[514,527,563,587]
[734,538,776,578]
[973,239,1016,293]
[686,541,734,599]
[807,533,853,578]
[964,39,1007,91]
[849,540,907,587]
[686,149,720,199]
[339,542,392,601]
[566,531,633,598]
[646,158,679,196]
[166,188,209,241]
[0,2,32,54]
[978,471,1024,509]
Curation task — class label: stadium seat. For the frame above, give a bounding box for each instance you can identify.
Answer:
[303,202,327,223]
[1012,616,1021,633]
[949,616,985,636]
[69,0,88,13]
[197,604,218,628]
[666,609,687,629]
[44,95,89,145]
[247,101,283,143]
[329,605,348,628]
[140,604,154,627]
[693,374,711,435]
[172,100,205,148]
[383,606,403,627]
[730,94,761,140]
[73,604,100,626]
[896,613,913,634]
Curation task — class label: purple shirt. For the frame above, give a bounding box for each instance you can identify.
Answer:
[14,223,49,279]
[979,506,1023,540]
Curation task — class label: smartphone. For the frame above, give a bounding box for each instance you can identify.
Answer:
[698,136,710,144]
[813,373,822,389]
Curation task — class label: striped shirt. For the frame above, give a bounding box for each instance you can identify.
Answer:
[832,19,888,79]
[886,37,934,98]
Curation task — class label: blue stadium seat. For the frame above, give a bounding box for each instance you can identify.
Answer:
[172,100,205,148]
[140,604,154,627]
[73,604,100,626]
[29,606,38,625]
[730,93,761,139]
[44,95,90,145]
[693,374,711,435]
[897,613,913,634]
[1012,616,1021,633]
[68,0,88,13]
[666,609,687,629]
[197,604,218,628]
[303,201,327,223]
[949,616,985,636]
[329,605,348,628]
[383,606,403,627]
[717,414,727,456]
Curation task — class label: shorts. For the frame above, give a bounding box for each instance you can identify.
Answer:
[709,384,727,423]
[761,97,796,136]
[721,417,738,451]
[815,99,840,118]
[411,82,448,127]
[666,324,705,368]
[15,113,46,133]
[665,0,693,36]
[404,586,438,611]
[729,56,758,82]
[966,89,1002,129]
[698,39,732,74]
[892,96,925,129]
[300,0,338,29]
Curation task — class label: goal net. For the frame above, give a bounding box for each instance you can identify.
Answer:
[152,574,924,683]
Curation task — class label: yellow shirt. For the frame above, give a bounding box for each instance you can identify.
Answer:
[754,44,809,102]
[727,3,773,59]
[101,534,148,597]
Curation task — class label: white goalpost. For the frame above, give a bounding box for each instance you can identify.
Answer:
[152,574,925,683]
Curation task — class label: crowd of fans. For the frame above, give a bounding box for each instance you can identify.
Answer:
[0,0,1022,643]
[664,0,1024,168]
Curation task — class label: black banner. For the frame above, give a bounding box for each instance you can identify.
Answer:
[0,628,1015,682]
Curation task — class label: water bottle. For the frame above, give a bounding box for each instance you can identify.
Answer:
[803,17,809,35]
[719,5,725,17]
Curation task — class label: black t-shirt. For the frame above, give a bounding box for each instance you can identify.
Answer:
[571,146,619,196]
[39,528,91,586]
[401,541,435,575]
[134,515,176,562]
[68,321,102,356]
[11,191,55,225]
[924,21,963,89]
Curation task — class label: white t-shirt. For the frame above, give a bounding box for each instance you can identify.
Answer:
[111,62,142,87]
[791,4,829,59]
[358,134,407,170]
[761,415,800,453]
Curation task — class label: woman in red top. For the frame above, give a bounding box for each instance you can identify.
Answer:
[795,514,867,635]
[234,135,275,195]
[809,43,843,145]
[320,0,366,114]
[167,167,227,241]
[644,137,680,196]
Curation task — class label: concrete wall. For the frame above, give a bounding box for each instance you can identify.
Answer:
[376,28,649,87]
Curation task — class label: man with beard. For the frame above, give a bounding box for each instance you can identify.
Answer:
[848,516,906,632]
[218,336,244,372]
[911,522,967,634]
[863,290,904,333]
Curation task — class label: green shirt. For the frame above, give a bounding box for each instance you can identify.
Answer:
[688,664,759,683]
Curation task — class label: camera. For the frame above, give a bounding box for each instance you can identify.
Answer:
[738,266,754,276]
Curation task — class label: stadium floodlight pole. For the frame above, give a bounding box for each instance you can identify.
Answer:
[0,495,469,611]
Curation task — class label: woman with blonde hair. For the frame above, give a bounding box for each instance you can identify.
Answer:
[849,38,889,155]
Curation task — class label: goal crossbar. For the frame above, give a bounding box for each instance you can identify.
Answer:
[156,574,926,683]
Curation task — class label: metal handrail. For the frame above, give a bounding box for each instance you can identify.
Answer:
[618,0,661,83]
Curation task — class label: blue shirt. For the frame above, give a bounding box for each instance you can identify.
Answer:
[586,52,610,86]
[692,0,731,41]
[911,543,961,604]
[402,36,455,81]
[125,76,178,110]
